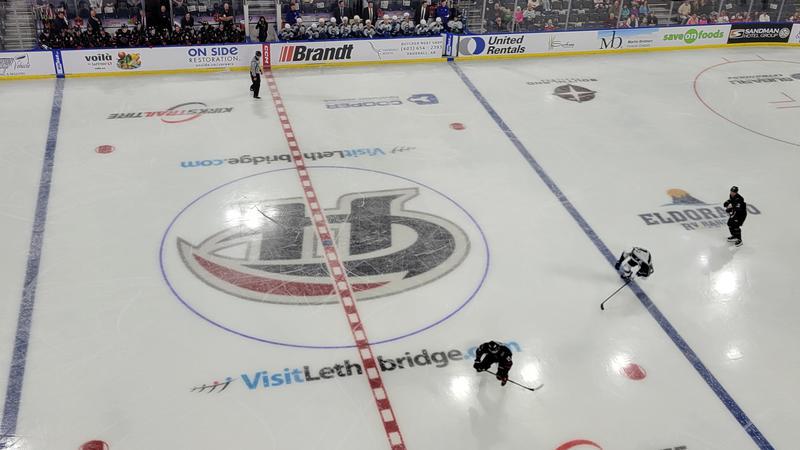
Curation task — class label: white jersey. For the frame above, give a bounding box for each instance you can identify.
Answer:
[617,247,653,280]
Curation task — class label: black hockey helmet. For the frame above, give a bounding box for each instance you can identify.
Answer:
[730,186,739,193]
[487,341,499,353]
[255,50,262,57]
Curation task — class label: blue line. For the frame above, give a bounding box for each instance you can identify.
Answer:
[0,78,64,448]
[450,62,774,450]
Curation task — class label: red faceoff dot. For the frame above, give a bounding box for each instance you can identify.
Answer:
[95,145,115,154]
[450,122,465,130]
[79,440,109,450]
[621,363,647,380]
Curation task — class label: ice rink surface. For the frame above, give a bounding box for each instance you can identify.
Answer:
[1,47,799,450]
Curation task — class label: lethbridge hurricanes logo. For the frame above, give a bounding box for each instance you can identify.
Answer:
[638,189,761,231]
[178,188,469,304]
[162,168,487,347]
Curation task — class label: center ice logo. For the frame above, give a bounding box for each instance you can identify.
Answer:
[177,188,470,304]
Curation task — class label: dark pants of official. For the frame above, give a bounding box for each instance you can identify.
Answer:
[250,74,261,97]
[728,216,745,240]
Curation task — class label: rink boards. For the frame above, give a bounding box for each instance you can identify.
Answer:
[2,23,799,80]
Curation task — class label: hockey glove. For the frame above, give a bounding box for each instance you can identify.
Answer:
[473,361,484,372]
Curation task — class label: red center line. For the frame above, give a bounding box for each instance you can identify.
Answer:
[263,69,407,450]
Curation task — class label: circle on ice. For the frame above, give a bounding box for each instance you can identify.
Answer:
[694,59,800,148]
[160,166,489,349]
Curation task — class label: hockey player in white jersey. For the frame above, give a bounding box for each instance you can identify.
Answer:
[614,247,653,281]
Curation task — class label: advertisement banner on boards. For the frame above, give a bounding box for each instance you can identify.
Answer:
[727,23,792,43]
[60,44,262,75]
[600,25,730,50]
[455,25,732,59]
[0,51,56,78]
[269,37,444,66]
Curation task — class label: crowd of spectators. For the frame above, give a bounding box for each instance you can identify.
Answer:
[485,0,660,32]
[674,0,799,24]
[37,1,244,48]
[485,0,797,32]
[278,0,464,40]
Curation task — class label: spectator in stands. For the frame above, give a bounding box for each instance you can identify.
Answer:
[543,17,556,30]
[718,9,729,22]
[52,10,69,34]
[487,14,505,31]
[620,2,630,20]
[686,13,698,24]
[181,11,194,28]
[677,0,690,23]
[219,2,235,29]
[758,10,770,21]
[646,11,657,24]
[638,0,649,15]
[285,1,301,25]
[256,16,269,41]
[513,6,523,28]
[363,0,380,24]
[88,9,103,32]
[605,12,616,27]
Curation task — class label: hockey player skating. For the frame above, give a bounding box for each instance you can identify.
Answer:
[473,341,513,386]
[601,247,653,310]
[724,186,747,247]
[614,247,653,281]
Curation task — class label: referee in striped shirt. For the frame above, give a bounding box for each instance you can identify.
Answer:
[250,50,262,99]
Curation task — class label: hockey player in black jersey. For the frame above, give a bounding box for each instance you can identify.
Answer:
[724,186,747,247]
[473,341,513,386]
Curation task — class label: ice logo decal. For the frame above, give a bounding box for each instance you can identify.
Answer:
[665,188,705,205]
[553,84,596,103]
[406,93,438,105]
[178,188,470,304]
[637,188,761,231]
[458,36,486,55]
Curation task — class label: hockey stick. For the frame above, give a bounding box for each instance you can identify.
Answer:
[484,370,543,391]
[600,279,632,311]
